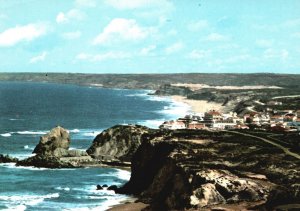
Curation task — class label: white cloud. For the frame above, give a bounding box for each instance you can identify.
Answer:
[263,48,289,60]
[188,50,210,59]
[62,31,82,39]
[75,0,96,7]
[93,18,149,45]
[165,41,184,54]
[205,33,228,42]
[29,51,47,64]
[56,9,84,24]
[255,39,273,48]
[104,0,173,10]
[187,20,208,31]
[76,52,131,62]
[140,45,156,55]
[0,23,47,47]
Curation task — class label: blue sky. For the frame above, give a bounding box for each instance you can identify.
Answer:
[0,0,300,73]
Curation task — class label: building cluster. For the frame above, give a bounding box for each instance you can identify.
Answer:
[159,109,300,132]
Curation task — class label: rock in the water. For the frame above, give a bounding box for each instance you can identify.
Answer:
[96,185,103,190]
[17,155,75,168]
[18,126,94,168]
[107,185,118,192]
[33,126,70,157]
[86,125,151,162]
[0,154,18,163]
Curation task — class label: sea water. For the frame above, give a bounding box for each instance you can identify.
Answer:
[0,82,190,210]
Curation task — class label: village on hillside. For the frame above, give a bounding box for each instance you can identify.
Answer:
[159,108,300,132]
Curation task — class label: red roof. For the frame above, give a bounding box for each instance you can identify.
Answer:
[207,110,221,116]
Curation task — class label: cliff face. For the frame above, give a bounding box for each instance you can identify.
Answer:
[116,129,300,210]
[86,125,152,162]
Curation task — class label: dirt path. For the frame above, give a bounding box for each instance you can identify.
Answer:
[225,130,300,160]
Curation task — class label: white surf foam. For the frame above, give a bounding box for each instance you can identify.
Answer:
[2,205,27,211]
[0,163,47,171]
[16,131,47,135]
[55,186,70,191]
[69,129,80,133]
[0,193,59,207]
[115,168,131,181]
[1,133,11,137]
[9,118,24,121]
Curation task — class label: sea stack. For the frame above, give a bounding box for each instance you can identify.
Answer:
[33,126,70,157]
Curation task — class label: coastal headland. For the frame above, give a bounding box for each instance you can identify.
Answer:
[1,73,300,210]
[1,123,299,210]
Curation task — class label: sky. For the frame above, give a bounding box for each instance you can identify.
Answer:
[0,0,300,74]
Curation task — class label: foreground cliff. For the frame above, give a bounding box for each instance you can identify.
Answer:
[114,127,300,210]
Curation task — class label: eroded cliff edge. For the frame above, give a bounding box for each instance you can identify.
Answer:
[111,126,300,210]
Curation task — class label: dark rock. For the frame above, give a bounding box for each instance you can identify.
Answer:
[17,155,75,168]
[33,126,70,157]
[102,184,108,188]
[0,154,19,163]
[96,185,103,190]
[86,125,151,162]
[107,185,118,192]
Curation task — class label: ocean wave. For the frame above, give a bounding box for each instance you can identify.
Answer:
[55,186,70,191]
[69,129,80,133]
[0,193,59,207]
[1,133,11,137]
[62,195,130,211]
[115,168,131,181]
[0,163,47,170]
[158,100,191,117]
[9,118,24,121]
[2,205,27,211]
[16,131,47,135]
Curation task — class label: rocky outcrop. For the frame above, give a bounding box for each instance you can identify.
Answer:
[116,129,300,210]
[18,126,93,168]
[87,125,152,163]
[0,154,18,163]
[17,155,75,168]
[33,126,70,157]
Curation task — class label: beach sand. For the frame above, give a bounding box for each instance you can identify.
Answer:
[172,95,224,113]
[107,202,148,211]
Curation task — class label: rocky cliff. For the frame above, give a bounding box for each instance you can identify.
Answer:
[115,128,300,210]
[87,125,153,163]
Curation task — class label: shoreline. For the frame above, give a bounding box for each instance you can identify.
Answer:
[171,95,224,114]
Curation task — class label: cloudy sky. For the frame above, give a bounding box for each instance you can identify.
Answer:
[0,0,299,73]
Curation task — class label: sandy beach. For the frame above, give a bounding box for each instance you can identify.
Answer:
[107,202,148,211]
[172,95,224,113]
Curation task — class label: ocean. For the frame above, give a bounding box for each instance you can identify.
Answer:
[0,82,190,210]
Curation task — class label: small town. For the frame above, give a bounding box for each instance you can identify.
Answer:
[159,108,300,132]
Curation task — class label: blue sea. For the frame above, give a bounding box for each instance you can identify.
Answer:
[0,82,190,210]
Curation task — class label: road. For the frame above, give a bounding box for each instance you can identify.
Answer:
[225,130,300,160]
